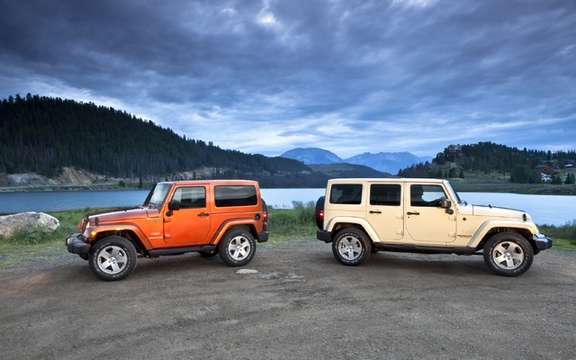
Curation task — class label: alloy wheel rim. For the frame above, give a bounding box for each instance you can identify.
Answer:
[492,241,524,270]
[228,236,251,261]
[97,245,128,274]
[338,235,363,261]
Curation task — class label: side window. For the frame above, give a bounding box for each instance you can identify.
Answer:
[330,184,362,205]
[410,185,446,207]
[215,186,257,207]
[173,187,206,209]
[370,184,401,206]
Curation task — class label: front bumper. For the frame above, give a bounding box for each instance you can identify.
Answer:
[66,233,90,258]
[533,233,553,251]
[317,230,332,243]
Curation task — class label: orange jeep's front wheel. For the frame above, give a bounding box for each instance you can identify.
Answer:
[218,228,256,267]
[89,236,137,281]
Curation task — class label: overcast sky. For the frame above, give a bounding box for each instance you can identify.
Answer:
[1,0,575,157]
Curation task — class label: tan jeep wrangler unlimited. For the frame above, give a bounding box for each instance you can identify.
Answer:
[315,178,552,276]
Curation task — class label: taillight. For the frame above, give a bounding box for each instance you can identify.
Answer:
[315,196,325,229]
[263,211,268,222]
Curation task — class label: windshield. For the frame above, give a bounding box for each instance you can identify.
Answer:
[447,181,466,205]
[143,183,172,208]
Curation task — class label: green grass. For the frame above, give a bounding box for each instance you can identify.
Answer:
[539,221,576,250]
[0,209,104,267]
[267,201,317,245]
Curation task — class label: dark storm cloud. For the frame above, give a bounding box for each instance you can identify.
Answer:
[0,0,575,156]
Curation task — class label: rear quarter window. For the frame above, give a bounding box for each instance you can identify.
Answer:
[330,184,363,205]
[215,185,258,207]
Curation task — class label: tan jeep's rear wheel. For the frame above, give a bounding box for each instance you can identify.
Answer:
[332,228,371,266]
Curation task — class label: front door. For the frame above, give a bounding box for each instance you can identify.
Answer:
[366,183,404,242]
[405,184,456,245]
[163,186,211,247]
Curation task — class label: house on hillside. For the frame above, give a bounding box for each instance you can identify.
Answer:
[540,173,552,183]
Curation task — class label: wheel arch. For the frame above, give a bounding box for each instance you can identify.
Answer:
[91,228,148,254]
[328,217,380,244]
[211,220,259,246]
[472,224,537,253]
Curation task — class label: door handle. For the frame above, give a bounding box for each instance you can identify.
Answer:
[197,212,210,217]
[369,210,382,214]
[407,211,420,216]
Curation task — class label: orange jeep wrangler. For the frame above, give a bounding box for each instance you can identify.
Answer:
[66,180,268,281]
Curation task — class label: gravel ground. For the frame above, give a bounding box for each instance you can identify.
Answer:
[1,239,575,360]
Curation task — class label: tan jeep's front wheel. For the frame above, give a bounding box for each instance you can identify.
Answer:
[332,228,371,266]
[483,232,534,277]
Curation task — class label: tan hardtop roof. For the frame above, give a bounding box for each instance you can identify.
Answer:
[327,178,448,184]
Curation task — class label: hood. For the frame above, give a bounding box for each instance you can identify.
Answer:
[89,208,149,223]
[472,205,529,220]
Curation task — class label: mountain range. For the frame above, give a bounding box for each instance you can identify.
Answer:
[280,147,430,174]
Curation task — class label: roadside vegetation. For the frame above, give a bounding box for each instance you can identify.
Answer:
[539,221,576,251]
[268,202,317,244]
[1,205,574,268]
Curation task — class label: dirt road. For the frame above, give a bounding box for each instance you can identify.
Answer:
[1,240,575,359]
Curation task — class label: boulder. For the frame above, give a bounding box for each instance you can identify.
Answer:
[0,212,60,238]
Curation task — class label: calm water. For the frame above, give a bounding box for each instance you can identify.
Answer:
[0,189,574,225]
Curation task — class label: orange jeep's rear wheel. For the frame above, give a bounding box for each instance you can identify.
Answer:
[483,232,534,277]
[332,228,371,266]
[218,228,256,267]
[89,236,137,281]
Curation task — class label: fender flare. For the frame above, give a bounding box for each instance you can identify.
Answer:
[326,216,382,243]
[210,218,260,245]
[85,224,153,249]
[467,220,538,248]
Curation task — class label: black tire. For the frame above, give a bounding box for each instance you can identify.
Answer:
[88,236,137,281]
[218,228,256,267]
[483,232,534,277]
[198,250,217,258]
[332,228,371,266]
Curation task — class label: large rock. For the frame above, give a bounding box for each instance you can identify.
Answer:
[0,212,60,238]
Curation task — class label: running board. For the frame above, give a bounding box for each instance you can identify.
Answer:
[148,245,216,257]
[374,244,480,255]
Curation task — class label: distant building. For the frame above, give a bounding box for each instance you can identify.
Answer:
[541,173,552,183]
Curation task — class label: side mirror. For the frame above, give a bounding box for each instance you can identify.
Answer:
[440,199,451,209]
[440,199,454,214]
[168,200,181,211]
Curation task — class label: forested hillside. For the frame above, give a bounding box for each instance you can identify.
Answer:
[399,142,576,184]
[0,95,321,187]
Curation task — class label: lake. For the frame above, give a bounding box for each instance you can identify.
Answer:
[0,189,574,225]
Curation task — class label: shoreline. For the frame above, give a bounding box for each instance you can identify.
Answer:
[1,182,575,195]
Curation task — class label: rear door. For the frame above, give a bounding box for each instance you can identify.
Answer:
[366,183,404,242]
[163,185,211,247]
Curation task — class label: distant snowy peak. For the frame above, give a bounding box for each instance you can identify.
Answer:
[344,152,429,174]
[280,148,428,174]
[280,147,343,165]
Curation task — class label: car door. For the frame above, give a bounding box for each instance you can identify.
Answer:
[163,186,211,247]
[366,183,404,242]
[405,184,456,245]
